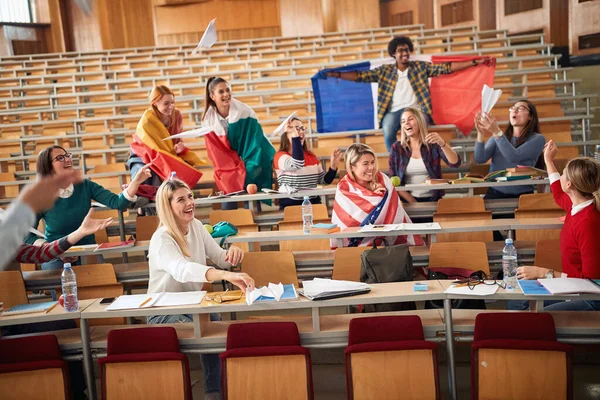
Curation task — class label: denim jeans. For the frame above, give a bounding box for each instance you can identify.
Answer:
[508,299,600,311]
[148,313,222,395]
[382,108,432,151]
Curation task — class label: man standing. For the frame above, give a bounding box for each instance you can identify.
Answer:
[325,36,490,151]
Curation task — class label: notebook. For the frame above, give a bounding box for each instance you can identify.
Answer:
[536,278,600,295]
[246,283,298,305]
[106,291,207,311]
[3,301,58,316]
[300,278,371,301]
[518,280,552,295]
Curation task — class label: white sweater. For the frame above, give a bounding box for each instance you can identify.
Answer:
[148,219,231,293]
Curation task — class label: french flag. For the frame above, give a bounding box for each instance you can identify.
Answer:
[312,55,496,136]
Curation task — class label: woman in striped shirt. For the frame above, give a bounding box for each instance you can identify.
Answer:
[274,118,342,209]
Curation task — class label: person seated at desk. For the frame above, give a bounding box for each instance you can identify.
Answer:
[274,117,342,209]
[331,143,424,248]
[389,107,461,203]
[128,85,205,190]
[511,141,600,311]
[474,100,546,199]
[23,145,152,272]
[147,178,255,399]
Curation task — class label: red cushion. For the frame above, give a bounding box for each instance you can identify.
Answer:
[221,345,311,360]
[98,352,188,365]
[226,322,300,350]
[0,360,66,374]
[474,312,557,342]
[345,340,437,355]
[473,339,572,353]
[107,326,180,355]
[348,316,424,346]
[0,334,62,363]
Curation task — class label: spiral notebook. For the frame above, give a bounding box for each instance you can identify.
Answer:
[2,301,58,316]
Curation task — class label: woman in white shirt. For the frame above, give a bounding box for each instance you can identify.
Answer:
[388,107,461,202]
[148,178,255,399]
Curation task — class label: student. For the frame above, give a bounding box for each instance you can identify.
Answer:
[274,117,342,209]
[23,145,152,271]
[474,100,546,199]
[389,107,461,202]
[128,85,204,189]
[147,178,255,399]
[331,143,424,248]
[202,77,275,210]
[322,36,490,151]
[510,141,600,311]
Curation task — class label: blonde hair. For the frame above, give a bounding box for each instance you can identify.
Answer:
[156,178,192,257]
[150,85,177,131]
[345,143,378,190]
[400,107,429,150]
[564,157,600,212]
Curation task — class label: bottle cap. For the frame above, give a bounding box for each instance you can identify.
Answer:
[505,238,513,245]
[303,196,310,200]
[64,263,72,269]
[170,171,177,179]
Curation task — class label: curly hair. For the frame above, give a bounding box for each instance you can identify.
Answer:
[387,36,414,57]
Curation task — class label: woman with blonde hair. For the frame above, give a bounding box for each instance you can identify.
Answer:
[128,85,204,189]
[511,141,600,311]
[147,178,255,398]
[331,143,424,247]
[389,107,461,202]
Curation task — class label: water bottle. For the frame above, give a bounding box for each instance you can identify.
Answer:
[170,171,177,180]
[502,238,518,290]
[594,145,600,163]
[301,196,313,234]
[61,263,79,312]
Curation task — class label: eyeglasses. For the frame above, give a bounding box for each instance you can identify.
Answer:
[457,271,506,291]
[294,126,307,133]
[205,289,243,304]
[395,48,410,54]
[52,153,73,163]
[509,106,530,113]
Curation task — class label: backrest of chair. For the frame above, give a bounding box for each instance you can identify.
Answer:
[283,204,329,222]
[72,263,118,287]
[226,322,301,350]
[92,163,126,174]
[514,209,564,241]
[278,221,331,251]
[0,334,62,363]
[331,247,367,282]
[209,209,254,226]
[437,197,485,213]
[429,242,490,274]
[241,251,298,287]
[348,316,424,345]
[107,327,180,355]
[0,271,29,308]
[518,193,561,210]
[474,313,557,342]
[534,239,562,272]
[136,215,159,241]
[433,212,493,242]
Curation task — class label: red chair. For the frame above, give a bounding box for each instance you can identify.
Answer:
[220,322,314,400]
[472,313,572,400]
[98,326,192,400]
[0,334,70,400]
[345,315,440,400]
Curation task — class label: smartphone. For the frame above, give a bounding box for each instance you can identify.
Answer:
[100,297,115,305]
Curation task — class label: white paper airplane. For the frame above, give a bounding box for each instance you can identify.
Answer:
[481,84,502,114]
[163,126,212,141]
[191,19,217,55]
[272,111,298,137]
[0,208,45,238]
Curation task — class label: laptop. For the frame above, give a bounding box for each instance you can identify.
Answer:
[298,287,371,301]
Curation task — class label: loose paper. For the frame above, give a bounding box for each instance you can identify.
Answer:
[301,278,370,298]
[444,282,500,296]
[481,84,502,114]
[272,111,297,137]
[246,282,292,305]
[163,126,212,141]
[192,19,217,55]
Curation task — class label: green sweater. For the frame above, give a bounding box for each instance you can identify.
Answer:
[24,179,132,246]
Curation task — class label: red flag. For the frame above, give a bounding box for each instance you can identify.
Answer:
[203,132,246,194]
[430,56,496,136]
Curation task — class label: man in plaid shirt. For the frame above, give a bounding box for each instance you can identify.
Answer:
[326,36,490,151]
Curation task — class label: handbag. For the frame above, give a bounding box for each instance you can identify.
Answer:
[425,269,487,310]
[210,221,239,247]
[360,241,416,312]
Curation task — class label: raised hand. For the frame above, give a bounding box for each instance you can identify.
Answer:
[330,148,342,169]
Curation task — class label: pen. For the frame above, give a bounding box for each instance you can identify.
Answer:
[45,302,59,314]
[139,297,153,307]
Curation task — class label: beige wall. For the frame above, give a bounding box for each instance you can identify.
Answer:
[434,0,478,29]
[279,0,324,37]
[569,0,600,55]
[325,0,381,32]
[496,0,549,36]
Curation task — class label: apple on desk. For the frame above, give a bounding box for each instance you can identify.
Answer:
[390,176,401,187]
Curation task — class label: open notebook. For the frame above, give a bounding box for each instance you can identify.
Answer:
[2,301,58,316]
[106,291,207,311]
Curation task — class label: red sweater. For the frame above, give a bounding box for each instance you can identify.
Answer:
[551,180,600,278]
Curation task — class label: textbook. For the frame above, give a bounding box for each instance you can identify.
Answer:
[495,175,532,182]
[246,283,298,305]
[95,239,136,252]
[2,301,58,316]
[536,278,600,295]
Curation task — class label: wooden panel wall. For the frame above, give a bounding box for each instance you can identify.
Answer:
[321,0,337,32]
[478,0,497,31]
[549,0,568,47]
[99,0,155,49]
[154,0,281,45]
[0,28,10,56]
[279,0,324,37]
[64,0,102,52]
[0,25,48,56]
[435,0,478,28]
[322,0,380,32]
[32,0,66,53]
[569,0,600,55]
[496,0,550,38]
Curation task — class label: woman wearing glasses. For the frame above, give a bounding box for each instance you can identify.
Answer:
[147,178,255,399]
[474,100,546,199]
[274,117,342,209]
[23,145,152,271]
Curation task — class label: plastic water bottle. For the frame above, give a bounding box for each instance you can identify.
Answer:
[61,263,79,312]
[170,171,177,180]
[594,145,600,163]
[502,239,518,290]
[301,196,313,234]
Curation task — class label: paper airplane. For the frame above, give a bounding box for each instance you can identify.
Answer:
[0,208,45,238]
[191,19,217,55]
[481,84,502,114]
[272,111,297,137]
[163,127,212,141]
